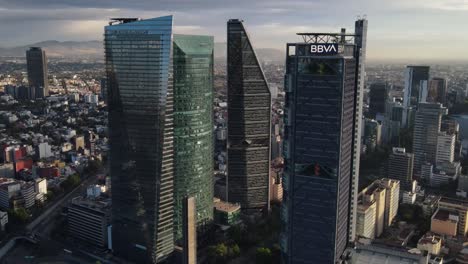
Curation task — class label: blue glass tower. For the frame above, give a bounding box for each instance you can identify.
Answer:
[280,28,364,263]
[105,16,174,263]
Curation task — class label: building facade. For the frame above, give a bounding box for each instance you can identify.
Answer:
[227,19,271,210]
[436,132,455,164]
[68,196,111,248]
[105,16,175,263]
[387,147,413,191]
[368,82,387,118]
[281,27,362,264]
[172,34,214,241]
[412,103,447,177]
[26,47,49,98]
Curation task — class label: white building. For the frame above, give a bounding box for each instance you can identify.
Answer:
[84,94,99,106]
[436,132,455,164]
[34,178,47,194]
[37,142,53,159]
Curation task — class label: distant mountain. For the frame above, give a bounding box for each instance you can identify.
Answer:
[0,40,285,62]
[0,40,103,58]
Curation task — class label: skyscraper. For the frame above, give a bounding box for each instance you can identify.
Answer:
[368,82,387,118]
[412,103,447,177]
[349,18,368,244]
[105,16,175,263]
[173,34,214,241]
[387,147,414,191]
[429,77,448,106]
[227,19,271,210]
[281,23,365,263]
[402,66,430,126]
[26,47,48,98]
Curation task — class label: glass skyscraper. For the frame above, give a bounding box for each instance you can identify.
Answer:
[105,16,175,263]
[227,19,271,210]
[281,27,364,263]
[172,34,214,241]
[26,47,48,98]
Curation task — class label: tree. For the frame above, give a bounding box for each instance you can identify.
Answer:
[256,247,272,264]
[229,244,240,258]
[61,174,81,191]
[207,243,229,264]
[8,208,30,224]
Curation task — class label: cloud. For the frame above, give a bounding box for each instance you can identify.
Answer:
[0,0,466,60]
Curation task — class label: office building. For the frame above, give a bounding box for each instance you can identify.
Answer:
[363,119,381,152]
[0,180,20,209]
[350,19,368,243]
[349,245,442,264]
[412,103,447,177]
[429,78,447,106]
[438,197,468,236]
[356,198,377,240]
[36,142,53,159]
[26,47,49,98]
[403,66,430,109]
[281,21,365,264]
[68,196,111,248]
[368,83,387,118]
[387,148,414,191]
[431,208,458,237]
[227,19,271,210]
[105,16,175,263]
[21,181,35,208]
[436,132,455,164]
[356,178,399,240]
[172,34,214,241]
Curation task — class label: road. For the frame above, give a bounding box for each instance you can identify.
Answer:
[0,173,99,263]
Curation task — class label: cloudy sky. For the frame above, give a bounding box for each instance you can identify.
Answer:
[0,0,467,61]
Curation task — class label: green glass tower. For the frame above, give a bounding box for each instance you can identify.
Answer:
[173,34,214,241]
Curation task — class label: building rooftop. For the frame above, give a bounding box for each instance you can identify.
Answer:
[440,197,468,208]
[350,245,425,264]
[214,200,240,213]
[432,208,458,223]
[71,196,111,211]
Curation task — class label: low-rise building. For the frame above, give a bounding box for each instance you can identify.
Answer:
[438,197,468,236]
[431,208,458,237]
[67,196,111,248]
[417,233,442,255]
[0,163,14,178]
[213,198,240,226]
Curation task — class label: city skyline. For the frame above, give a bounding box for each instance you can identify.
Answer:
[0,0,467,62]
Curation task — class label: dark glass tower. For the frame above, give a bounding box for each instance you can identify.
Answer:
[281,30,363,263]
[226,19,271,210]
[26,47,48,97]
[173,34,214,241]
[368,83,388,118]
[105,16,174,263]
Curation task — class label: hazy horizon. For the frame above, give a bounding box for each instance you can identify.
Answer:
[0,0,467,61]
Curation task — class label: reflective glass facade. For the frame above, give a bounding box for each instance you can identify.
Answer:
[173,34,214,241]
[281,43,357,264]
[105,16,174,263]
[227,19,271,210]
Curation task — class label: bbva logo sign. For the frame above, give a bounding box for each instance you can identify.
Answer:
[310,44,338,55]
